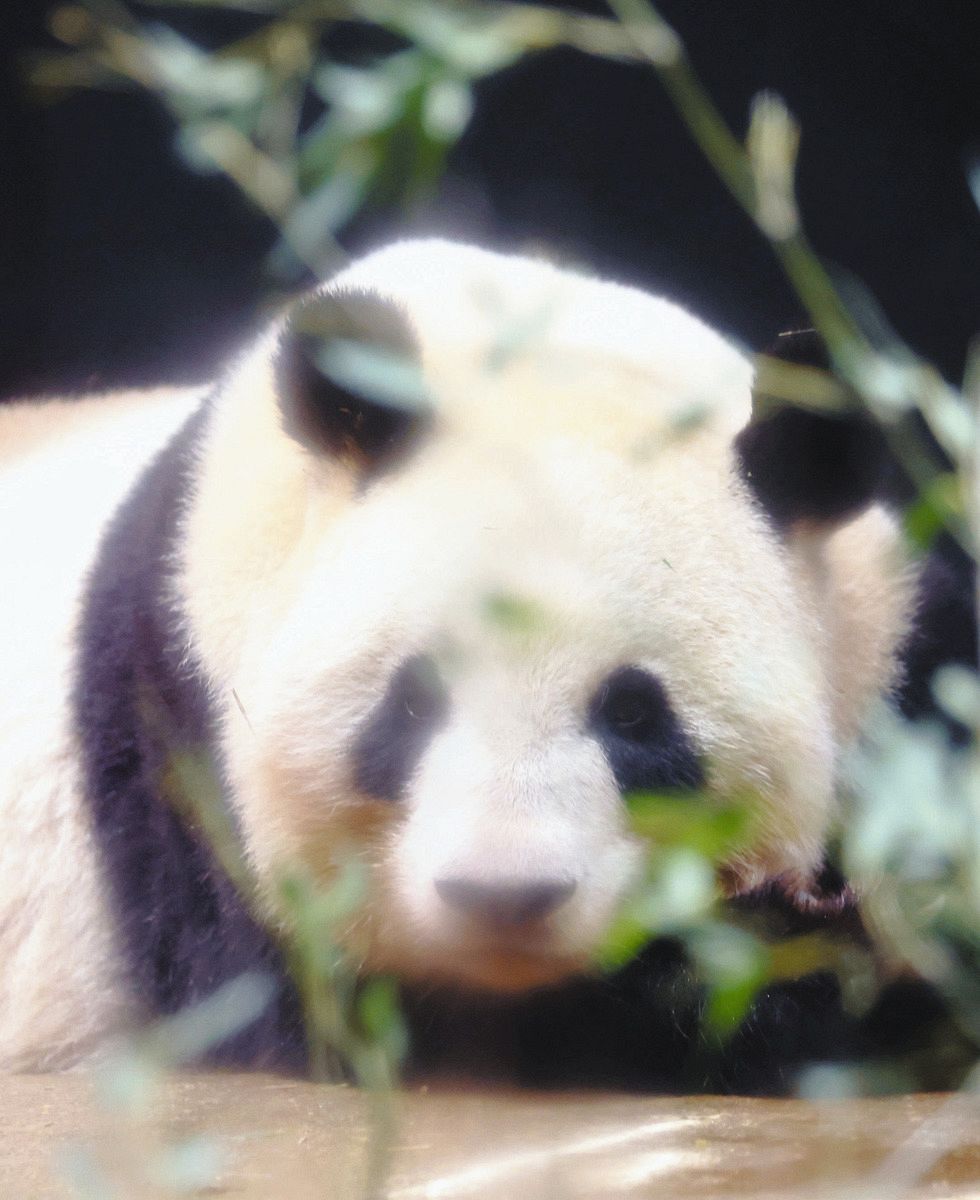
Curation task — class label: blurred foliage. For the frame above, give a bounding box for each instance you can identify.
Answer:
[172,749,404,1198]
[60,976,267,1195]
[30,0,980,1192]
[35,0,560,277]
[849,695,980,1048]
[480,590,549,634]
[602,794,771,1033]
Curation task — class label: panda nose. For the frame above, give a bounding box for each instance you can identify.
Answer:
[434,878,577,927]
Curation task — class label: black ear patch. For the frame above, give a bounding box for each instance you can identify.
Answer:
[736,329,887,528]
[275,287,431,478]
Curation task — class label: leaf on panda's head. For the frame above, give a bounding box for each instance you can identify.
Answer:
[275,287,432,477]
[481,591,548,634]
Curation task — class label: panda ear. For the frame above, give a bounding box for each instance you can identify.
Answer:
[735,329,887,528]
[274,287,431,477]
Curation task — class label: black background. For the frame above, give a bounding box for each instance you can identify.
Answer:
[1,0,977,398]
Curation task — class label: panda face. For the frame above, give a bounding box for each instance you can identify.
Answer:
[210,410,835,990]
[178,240,903,993]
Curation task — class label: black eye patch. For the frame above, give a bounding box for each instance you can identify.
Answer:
[588,666,704,793]
[353,655,449,802]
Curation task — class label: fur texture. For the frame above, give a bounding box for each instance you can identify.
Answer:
[0,241,919,1076]
[0,387,201,1068]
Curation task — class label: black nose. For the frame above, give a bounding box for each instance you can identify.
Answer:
[434,878,577,927]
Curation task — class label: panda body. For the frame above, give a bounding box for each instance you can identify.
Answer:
[0,386,202,1069]
[0,241,916,1079]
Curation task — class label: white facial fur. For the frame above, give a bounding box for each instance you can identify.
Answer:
[180,241,912,991]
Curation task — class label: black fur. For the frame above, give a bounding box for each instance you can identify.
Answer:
[736,406,886,528]
[72,402,306,1069]
[274,287,431,478]
[712,972,858,1094]
[405,927,966,1095]
[737,328,887,527]
[402,939,700,1091]
[897,535,977,739]
[404,939,939,1096]
[353,655,450,801]
[589,666,704,793]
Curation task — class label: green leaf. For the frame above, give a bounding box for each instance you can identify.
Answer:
[144,26,263,116]
[480,592,547,633]
[422,77,473,141]
[902,472,962,550]
[627,848,716,930]
[932,665,980,729]
[316,339,430,411]
[358,979,409,1063]
[689,922,770,1033]
[627,792,749,858]
[595,912,651,971]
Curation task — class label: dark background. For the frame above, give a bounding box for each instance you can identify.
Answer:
[1,0,977,399]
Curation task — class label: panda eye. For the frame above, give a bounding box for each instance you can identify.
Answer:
[588,666,704,794]
[353,654,449,802]
[397,655,448,725]
[591,667,671,743]
[606,694,649,734]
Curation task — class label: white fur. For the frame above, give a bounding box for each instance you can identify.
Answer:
[0,387,203,1068]
[0,241,913,1064]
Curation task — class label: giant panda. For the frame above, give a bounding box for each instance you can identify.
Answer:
[0,240,959,1087]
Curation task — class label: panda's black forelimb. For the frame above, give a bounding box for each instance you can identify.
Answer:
[72,401,307,1072]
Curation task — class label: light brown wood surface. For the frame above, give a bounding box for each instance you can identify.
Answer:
[1,1073,977,1199]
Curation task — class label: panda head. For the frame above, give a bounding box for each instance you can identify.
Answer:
[180,241,901,992]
